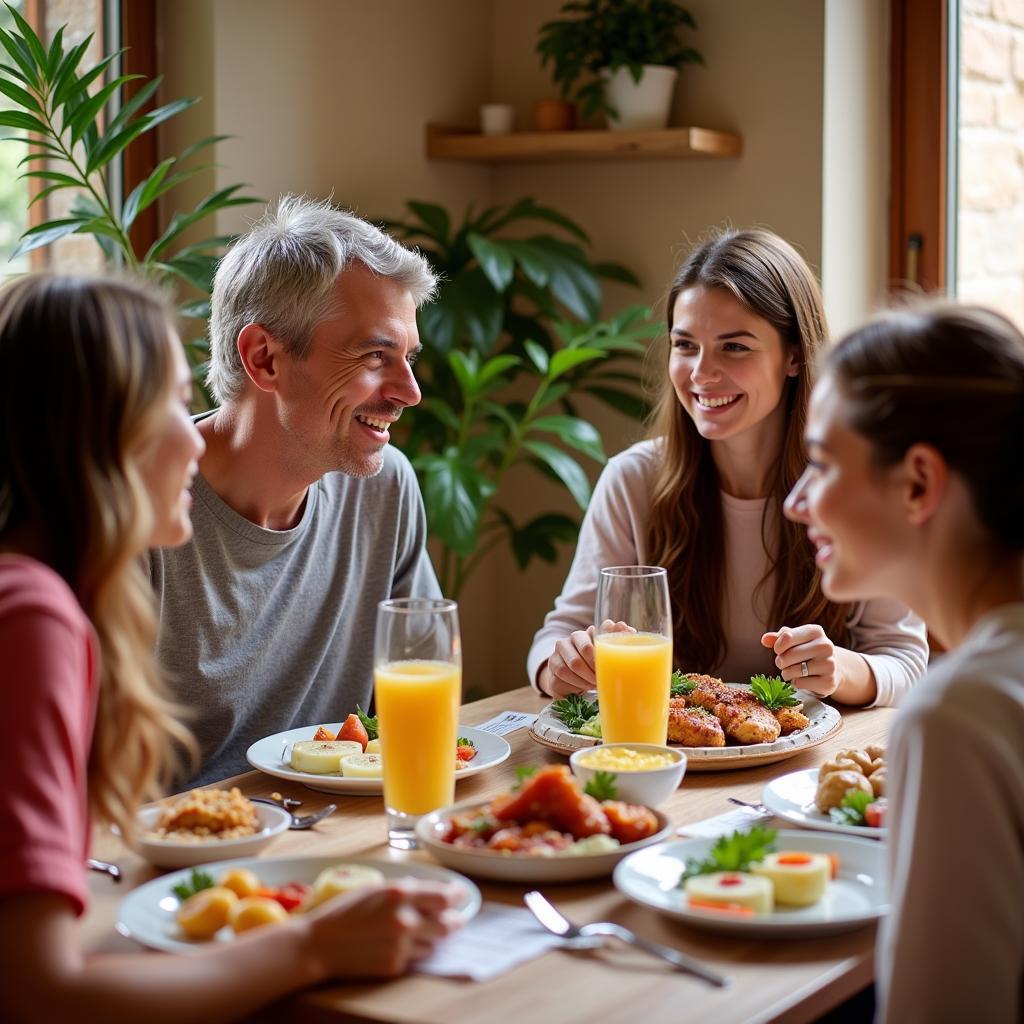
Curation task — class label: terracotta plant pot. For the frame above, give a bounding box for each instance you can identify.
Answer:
[601,65,678,131]
[533,98,576,132]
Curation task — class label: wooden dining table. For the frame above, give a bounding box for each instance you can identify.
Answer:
[82,687,894,1024]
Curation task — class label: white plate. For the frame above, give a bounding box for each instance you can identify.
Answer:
[529,686,843,771]
[246,723,511,795]
[613,830,888,938]
[117,855,482,954]
[761,768,885,839]
[415,799,672,883]
[132,802,291,869]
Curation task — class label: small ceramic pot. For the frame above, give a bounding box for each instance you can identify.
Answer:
[533,98,576,132]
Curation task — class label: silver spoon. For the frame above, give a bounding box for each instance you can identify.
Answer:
[524,890,729,988]
[87,857,122,882]
[250,796,337,830]
[727,796,767,812]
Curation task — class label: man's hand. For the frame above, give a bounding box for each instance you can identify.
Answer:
[540,620,633,697]
[761,624,838,699]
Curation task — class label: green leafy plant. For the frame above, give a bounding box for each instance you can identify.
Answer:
[170,867,214,902]
[829,789,873,827]
[749,674,801,711]
[0,4,260,390]
[537,0,703,119]
[550,692,601,733]
[671,669,698,697]
[679,826,777,883]
[384,197,660,597]
[582,770,618,800]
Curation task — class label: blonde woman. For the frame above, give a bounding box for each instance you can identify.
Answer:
[0,276,459,1024]
[529,229,928,702]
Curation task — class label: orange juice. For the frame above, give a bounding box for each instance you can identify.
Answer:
[374,659,460,814]
[594,632,672,744]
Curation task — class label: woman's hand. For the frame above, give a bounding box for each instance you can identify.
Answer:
[761,625,838,699]
[305,880,462,979]
[540,621,632,697]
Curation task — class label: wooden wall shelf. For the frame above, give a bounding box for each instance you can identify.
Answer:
[425,123,743,164]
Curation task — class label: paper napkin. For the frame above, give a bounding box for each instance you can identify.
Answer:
[675,806,773,839]
[414,903,570,981]
[474,711,538,736]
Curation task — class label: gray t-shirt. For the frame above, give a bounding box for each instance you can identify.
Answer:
[150,445,440,785]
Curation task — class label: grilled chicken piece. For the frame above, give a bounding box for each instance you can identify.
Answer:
[689,674,782,745]
[774,706,810,734]
[667,705,726,746]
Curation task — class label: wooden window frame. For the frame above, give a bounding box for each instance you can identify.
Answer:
[889,0,951,294]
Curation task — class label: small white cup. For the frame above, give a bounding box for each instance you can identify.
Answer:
[480,103,514,135]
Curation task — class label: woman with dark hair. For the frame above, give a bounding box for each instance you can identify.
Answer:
[786,303,1024,1023]
[0,275,459,1023]
[528,229,928,701]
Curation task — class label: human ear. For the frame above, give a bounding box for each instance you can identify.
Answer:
[785,345,802,378]
[901,443,948,526]
[237,324,281,393]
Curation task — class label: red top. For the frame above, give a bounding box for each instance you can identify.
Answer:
[0,555,98,916]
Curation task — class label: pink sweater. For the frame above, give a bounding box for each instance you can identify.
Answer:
[527,440,928,705]
[0,555,97,916]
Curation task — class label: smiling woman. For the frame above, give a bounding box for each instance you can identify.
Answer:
[528,229,929,708]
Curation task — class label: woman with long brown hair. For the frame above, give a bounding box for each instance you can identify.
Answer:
[0,275,459,1024]
[785,303,1024,1021]
[528,229,927,701]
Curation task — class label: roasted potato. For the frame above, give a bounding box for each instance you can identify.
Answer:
[868,767,886,797]
[815,769,873,812]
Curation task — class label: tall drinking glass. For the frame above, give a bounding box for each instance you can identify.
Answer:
[594,566,672,745]
[374,597,461,850]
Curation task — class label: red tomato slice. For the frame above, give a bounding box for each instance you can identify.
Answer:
[337,714,368,751]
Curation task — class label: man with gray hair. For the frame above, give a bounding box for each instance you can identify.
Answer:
[151,195,441,784]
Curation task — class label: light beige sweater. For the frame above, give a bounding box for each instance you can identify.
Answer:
[527,440,928,704]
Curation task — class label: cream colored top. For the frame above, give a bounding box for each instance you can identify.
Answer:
[526,439,928,704]
[878,603,1024,1022]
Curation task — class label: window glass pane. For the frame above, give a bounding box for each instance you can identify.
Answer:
[0,2,29,280]
[956,1,1024,326]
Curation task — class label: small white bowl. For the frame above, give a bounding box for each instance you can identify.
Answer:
[569,743,687,807]
[132,803,291,869]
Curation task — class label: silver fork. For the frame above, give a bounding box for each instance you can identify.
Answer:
[250,796,337,830]
[524,890,729,988]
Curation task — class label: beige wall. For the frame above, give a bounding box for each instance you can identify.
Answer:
[154,0,881,697]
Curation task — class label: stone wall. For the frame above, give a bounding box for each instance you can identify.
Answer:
[959,0,1024,323]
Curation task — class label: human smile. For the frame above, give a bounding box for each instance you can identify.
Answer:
[808,529,834,566]
[355,414,393,436]
[694,393,742,410]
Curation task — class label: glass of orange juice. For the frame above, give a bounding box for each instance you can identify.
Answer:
[374,597,461,849]
[594,566,672,745]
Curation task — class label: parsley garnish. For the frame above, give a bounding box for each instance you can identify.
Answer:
[356,705,379,740]
[457,736,476,747]
[750,674,801,710]
[513,764,538,790]
[550,693,600,733]
[583,771,618,801]
[829,788,873,826]
[679,826,777,884]
[671,670,698,697]
[171,867,215,902]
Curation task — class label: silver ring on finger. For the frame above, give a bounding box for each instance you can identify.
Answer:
[800,660,810,678]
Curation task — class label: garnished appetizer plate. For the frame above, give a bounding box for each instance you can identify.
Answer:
[529,685,842,771]
[614,830,887,938]
[761,768,885,839]
[416,798,672,883]
[246,723,511,795]
[117,855,481,954]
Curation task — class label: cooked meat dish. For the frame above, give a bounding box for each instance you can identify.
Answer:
[774,705,810,734]
[667,700,726,746]
[685,674,783,745]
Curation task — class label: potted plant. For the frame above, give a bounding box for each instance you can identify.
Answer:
[382,197,660,597]
[536,0,703,131]
[0,4,260,405]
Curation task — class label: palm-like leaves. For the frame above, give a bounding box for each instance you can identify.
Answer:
[387,196,661,596]
[0,3,261,392]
